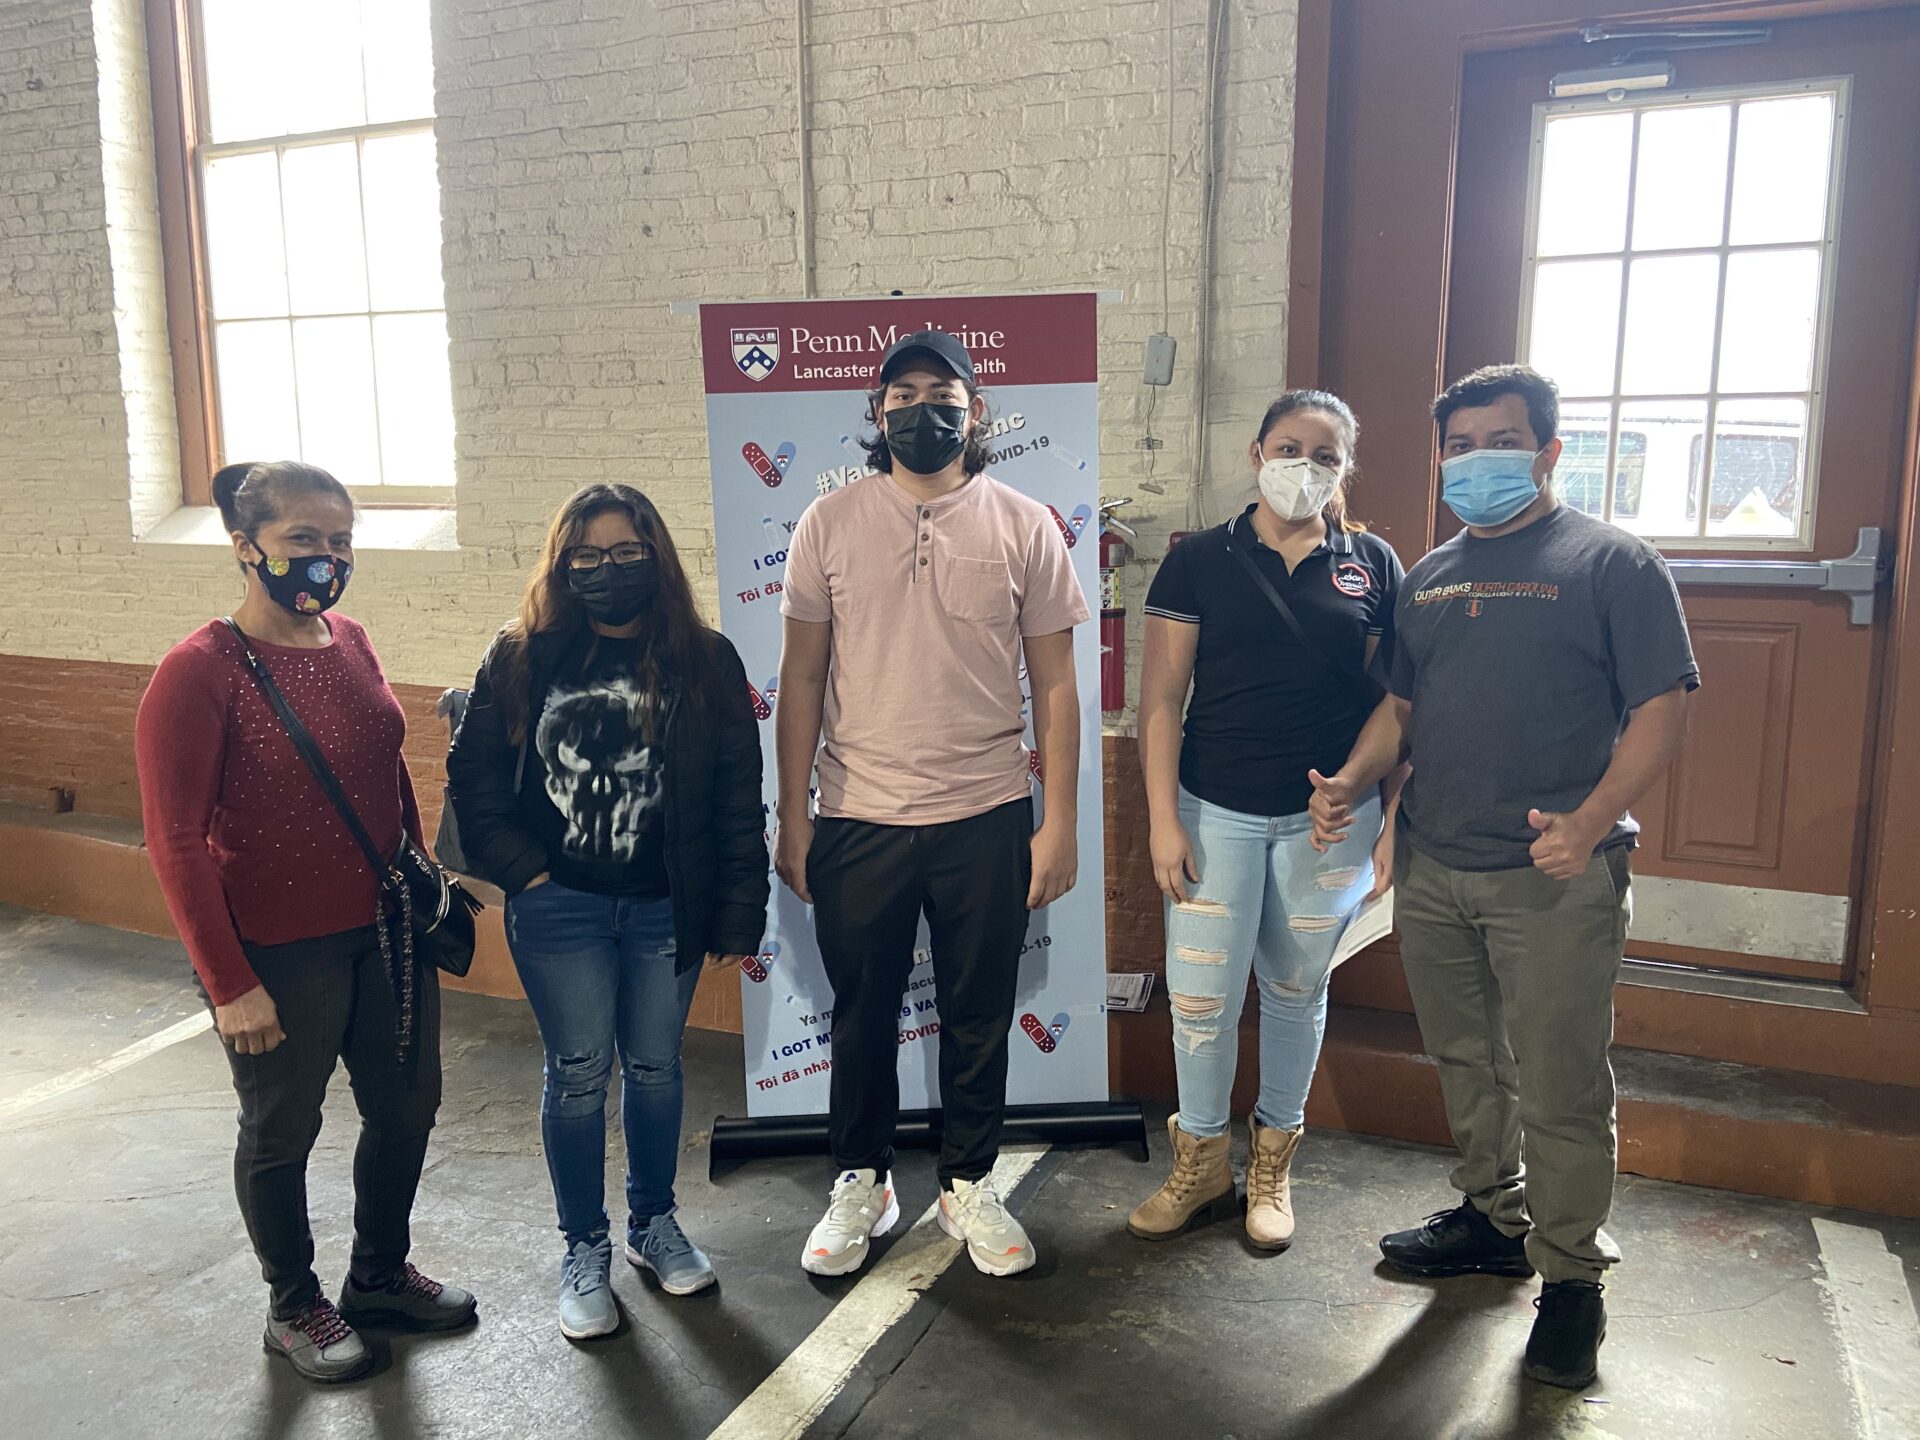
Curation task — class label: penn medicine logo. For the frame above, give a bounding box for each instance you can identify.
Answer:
[732,327,780,382]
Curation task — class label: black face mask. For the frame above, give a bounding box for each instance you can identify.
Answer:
[568,557,660,626]
[250,551,351,616]
[883,402,969,476]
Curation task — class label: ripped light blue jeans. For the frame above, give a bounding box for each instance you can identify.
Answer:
[1166,787,1383,1136]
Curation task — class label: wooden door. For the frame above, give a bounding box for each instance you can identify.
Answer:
[1444,8,1920,983]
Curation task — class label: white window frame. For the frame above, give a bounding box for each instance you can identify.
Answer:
[186,3,453,506]
[1515,76,1851,552]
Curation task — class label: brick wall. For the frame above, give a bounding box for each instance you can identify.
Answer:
[0,0,1297,711]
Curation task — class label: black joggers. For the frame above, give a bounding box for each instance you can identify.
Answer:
[809,797,1034,1187]
[214,926,442,1319]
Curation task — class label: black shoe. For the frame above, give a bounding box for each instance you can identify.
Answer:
[1379,1198,1535,1278]
[1524,1280,1607,1388]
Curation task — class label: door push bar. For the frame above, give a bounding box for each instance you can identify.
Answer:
[1665,526,1892,626]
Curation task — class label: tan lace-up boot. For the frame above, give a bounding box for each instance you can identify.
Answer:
[1245,1119,1303,1250]
[1127,1114,1238,1240]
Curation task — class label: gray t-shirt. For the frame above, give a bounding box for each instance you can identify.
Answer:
[1389,505,1699,872]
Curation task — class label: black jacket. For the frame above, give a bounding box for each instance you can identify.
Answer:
[444,625,769,971]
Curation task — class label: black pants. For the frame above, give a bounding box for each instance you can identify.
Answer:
[215,927,442,1318]
[810,798,1034,1187]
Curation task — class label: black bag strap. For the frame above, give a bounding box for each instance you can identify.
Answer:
[222,617,397,890]
[1221,526,1376,706]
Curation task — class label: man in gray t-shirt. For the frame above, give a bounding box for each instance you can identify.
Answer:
[1309,365,1696,1392]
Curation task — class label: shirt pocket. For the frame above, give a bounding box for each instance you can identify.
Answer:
[938,556,1016,626]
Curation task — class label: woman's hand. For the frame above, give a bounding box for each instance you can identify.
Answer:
[1368,822,1394,902]
[705,952,751,971]
[215,985,286,1056]
[1150,819,1200,903]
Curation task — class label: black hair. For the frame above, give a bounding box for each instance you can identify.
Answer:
[1431,364,1560,448]
[213,462,354,569]
[1255,388,1366,534]
[858,376,993,477]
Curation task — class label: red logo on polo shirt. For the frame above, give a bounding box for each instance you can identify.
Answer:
[1331,562,1371,598]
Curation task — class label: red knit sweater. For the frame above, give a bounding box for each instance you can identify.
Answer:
[135,616,423,1006]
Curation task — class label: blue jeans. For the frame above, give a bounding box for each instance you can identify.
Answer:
[505,882,699,1248]
[1165,788,1383,1136]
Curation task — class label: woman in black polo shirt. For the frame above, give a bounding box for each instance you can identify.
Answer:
[1127,389,1404,1251]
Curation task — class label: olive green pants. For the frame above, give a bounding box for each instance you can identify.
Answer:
[1394,841,1633,1283]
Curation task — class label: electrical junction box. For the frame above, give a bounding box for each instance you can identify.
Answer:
[1143,333,1177,387]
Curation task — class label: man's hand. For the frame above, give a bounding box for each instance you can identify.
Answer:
[1028,820,1078,910]
[1527,808,1608,880]
[1150,819,1200,903]
[775,812,814,903]
[1307,769,1359,851]
[215,985,285,1056]
[705,952,752,970]
[1367,822,1394,902]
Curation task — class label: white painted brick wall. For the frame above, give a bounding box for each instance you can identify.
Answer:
[0,0,1297,720]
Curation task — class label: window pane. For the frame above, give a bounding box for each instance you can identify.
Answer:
[363,0,436,124]
[1620,254,1720,396]
[362,134,447,311]
[1616,400,1708,539]
[202,153,287,319]
[1536,112,1633,257]
[200,0,284,142]
[1729,94,1835,246]
[373,313,456,487]
[280,144,369,316]
[278,1,367,137]
[214,320,298,464]
[1554,402,1614,518]
[1630,104,1731,251]
[1718,249,1821,394]
[1707,399,1808,539]
[1526,259,1622,398]
[292,317,381,483]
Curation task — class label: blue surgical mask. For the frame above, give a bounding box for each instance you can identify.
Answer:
[1440,448,1543,528]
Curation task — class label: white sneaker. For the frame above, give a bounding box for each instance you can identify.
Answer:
[937,1176,1036,1277]
[801,1168,900,1277]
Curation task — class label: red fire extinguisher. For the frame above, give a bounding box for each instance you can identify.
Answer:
[1099,501,1135,713]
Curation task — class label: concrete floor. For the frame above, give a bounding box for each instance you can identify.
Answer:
[3,903,1917,1440]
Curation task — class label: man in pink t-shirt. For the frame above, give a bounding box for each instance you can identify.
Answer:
[776,330,1091,1280]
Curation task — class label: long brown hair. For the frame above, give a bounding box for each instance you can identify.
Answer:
[491,484,714,742]
[1255,389,1367,534]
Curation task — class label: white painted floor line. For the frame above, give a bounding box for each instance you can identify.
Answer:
[707,1145,1050,1440]
[0,1011,212,1124]
[1812,1216,1920,1440]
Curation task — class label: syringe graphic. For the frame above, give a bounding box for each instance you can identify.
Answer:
[1050,444,1089,474]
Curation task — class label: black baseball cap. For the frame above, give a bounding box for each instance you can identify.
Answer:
[878,329,975,386]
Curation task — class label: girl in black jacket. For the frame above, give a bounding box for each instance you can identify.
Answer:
[445,483,768,1339]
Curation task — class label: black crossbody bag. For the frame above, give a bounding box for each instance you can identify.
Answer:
[1220,530,1380,711]
[223,619,481,1057]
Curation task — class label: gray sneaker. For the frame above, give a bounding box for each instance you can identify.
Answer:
[339,1262,477,1332]
[625,1209,716,1296]
[558,1237,618,1340]
[262,1297,373,1384]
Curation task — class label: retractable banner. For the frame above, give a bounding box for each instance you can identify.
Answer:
[698,293,1107,1119]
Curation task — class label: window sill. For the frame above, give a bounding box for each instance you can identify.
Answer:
[136,505,459,553]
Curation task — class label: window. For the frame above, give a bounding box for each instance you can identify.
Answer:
[1518,81,1844,547]
[152,0,454,502]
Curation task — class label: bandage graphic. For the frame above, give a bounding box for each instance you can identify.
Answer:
[748,682,772,720]
[774,441,797,474]
[1067,503,1093,538]
[743,442,782,488]
[1046,505,1077,549]
[740,940,781,984]
[1028,748,1043,784]
[1021,1011,1071,1053]
[765,675,779,708]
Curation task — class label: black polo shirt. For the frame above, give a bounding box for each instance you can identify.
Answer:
[1145,506,1404,817]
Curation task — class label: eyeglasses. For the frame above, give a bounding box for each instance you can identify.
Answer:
[565,542,653,570]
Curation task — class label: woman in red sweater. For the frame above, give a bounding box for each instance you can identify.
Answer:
[136,461,475,1384]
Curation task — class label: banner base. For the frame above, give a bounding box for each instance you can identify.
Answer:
[708,1100,1149,1180]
